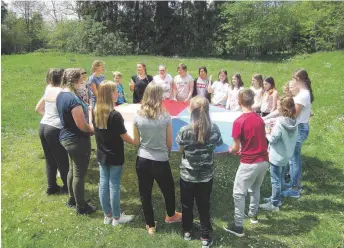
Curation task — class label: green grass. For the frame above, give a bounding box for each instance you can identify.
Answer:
[2,51,344,248]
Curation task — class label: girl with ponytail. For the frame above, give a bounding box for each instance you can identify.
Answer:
[282,69,314,198]
[176,96,223,246]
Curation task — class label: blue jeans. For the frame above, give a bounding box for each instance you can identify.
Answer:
[290,123,309,188]
[99,163,123,218]
[270,164,285,206]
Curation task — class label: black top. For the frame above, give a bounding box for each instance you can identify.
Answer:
[94,110,127,165]
[56,91,90,140]
[131,75,153,103]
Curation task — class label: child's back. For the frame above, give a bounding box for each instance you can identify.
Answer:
[233,112,268,163]
[176,123,223,182]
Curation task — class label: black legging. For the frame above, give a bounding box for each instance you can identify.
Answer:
[39,123,69,190]
[136,156,176,227]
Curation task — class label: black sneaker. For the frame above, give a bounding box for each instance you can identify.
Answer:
[46,186,63,195]
[223,223,244,237]
[76,202,97,215]
[66,197,76,208]
[201,237,213,248]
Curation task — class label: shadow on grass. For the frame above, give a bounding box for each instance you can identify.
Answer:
[80,146,342,245]
[302,155,344,196]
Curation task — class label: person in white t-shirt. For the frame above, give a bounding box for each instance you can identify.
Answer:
[173,63,194,102]
[250,74,263,113]
[153,65,174,100]
[282,69,314,199]
[226,73,245,111]
[208,69,229,107]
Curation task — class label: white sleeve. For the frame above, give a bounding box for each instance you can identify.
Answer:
[294,91,309,107]
[211,81,217,90]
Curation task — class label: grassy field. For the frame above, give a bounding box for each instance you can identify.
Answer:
[2,51,344,248]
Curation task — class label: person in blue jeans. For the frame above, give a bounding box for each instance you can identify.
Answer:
[93,81,138,226]
[259,96,298,211]
[283,69,314,198]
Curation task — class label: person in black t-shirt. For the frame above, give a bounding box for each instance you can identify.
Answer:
[129,63,153,103]
[94,80,138,226]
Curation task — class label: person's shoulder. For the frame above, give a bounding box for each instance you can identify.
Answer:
[147,75,153,81]
[187,74,194,80]
[153,75,159,81]
[179,124,192,134]
[174,74,180,81]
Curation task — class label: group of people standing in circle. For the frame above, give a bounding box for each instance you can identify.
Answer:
[35,59,313,248]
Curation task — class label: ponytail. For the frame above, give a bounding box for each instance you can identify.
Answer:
[190,97,211,144]
[293,69,314,103]
[305,79,314,103]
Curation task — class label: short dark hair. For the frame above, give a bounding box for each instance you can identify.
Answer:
[198,66,207,75]
[50,68,64,86]
[238,89,254,107]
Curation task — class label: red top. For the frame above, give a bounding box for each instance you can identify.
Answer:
[232,112,268,164]
[162,99,189,116]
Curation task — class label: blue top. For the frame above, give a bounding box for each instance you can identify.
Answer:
[56,91,90,140]
[116,83,127,105]
[88,74,105,105]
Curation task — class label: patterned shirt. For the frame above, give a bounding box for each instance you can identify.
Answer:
[176,123,223,182]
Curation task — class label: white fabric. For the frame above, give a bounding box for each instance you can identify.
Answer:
[153,74,173,99]
[195,77,209,97]
[250,86,263,112]
[174,74,193,101]
[293,89,311,124]
[226,86,244,110]
[211,81,229,106]
[41,86,63,129]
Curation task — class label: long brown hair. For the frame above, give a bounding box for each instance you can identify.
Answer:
[190,96,211,144]
[94,81,117,129]
[293,69,314,103]
[231,73,244,90]
[138,82,166,119]
[279,96,296,119]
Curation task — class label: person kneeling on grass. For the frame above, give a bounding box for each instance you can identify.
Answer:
[133,82,182,235]
[223,89,269,237]
[94,81,137,226]
[176,96,223,248]
[259,96,298,211]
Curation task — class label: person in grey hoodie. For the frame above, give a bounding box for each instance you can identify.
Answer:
[259,96,298,211]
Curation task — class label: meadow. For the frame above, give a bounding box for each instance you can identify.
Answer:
[1,51,344,248]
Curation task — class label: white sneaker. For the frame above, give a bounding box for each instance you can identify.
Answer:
[104,215,113,225]
[184,232,191,241]
[259,202,280,212]
[112,213,134,226]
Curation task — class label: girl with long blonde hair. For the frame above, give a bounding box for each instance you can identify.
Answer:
[176,96,223,246]
[133,82,182,235]
[94,81,137,226]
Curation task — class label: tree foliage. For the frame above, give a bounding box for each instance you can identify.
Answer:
[2,1,344,57]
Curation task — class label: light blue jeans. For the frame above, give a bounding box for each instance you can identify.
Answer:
[290,123,309,189]
[99,163,123,218]
[270,164,285,206]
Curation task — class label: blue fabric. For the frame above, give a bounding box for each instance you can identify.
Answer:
[98,163,123,218]
[290,123,309,188]
[116,83,127,105]
[56,92,89,140]
[88,74,105,105]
